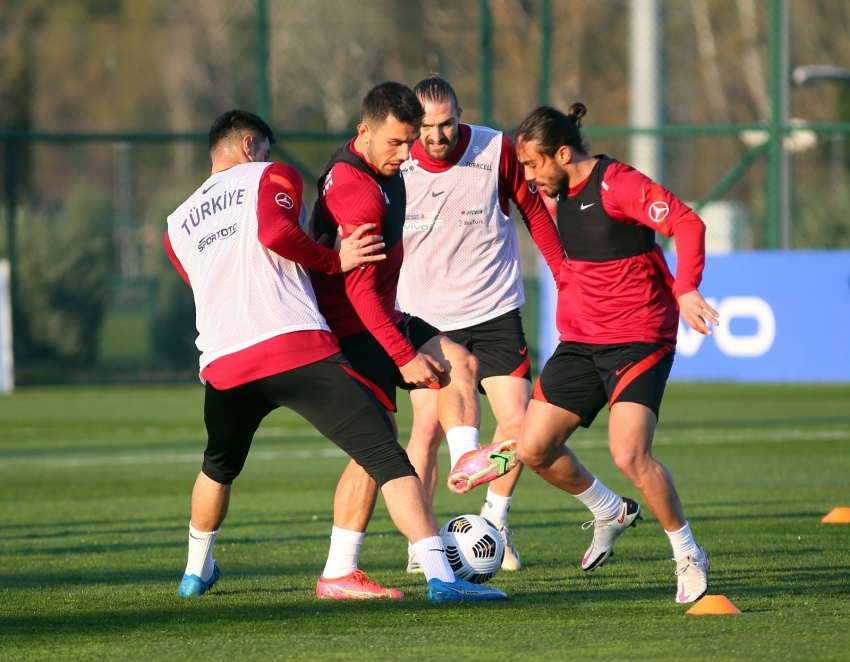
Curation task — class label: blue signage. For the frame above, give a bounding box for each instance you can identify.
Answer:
[538,251,850,382]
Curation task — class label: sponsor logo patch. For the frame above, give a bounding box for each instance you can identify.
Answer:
[649,201,670,223]
[404,219,444,232]
[275,192,294,209]
[197,223,237,252]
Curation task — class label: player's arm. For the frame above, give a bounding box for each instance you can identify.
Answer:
[163,231,191,286]
[324,175,420,369]
[499,135,564,280]
[257,163,385,273]
[603,162,718,335]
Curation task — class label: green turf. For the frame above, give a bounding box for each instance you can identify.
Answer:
[1,383,849,661]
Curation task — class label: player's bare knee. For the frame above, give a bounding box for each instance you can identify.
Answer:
[445,346,478,384]
[611,447,651,481]
[499,409,525,439]
[410,417,443,452]
[516,439,553,473]
[465,351,480,381]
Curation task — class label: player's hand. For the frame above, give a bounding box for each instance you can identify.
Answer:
[338,223,386,272]
[678,289,719,336]
[399,353,444,387]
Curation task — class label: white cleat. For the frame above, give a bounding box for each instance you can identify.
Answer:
[406,548,423,574]
[581,497,642,571]
[675,544,710,603]
[497,524,521,571]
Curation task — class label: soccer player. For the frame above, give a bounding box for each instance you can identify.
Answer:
[164,109,506,603]
[513,103,718,603]
[309,83,518,599]
[396,74,567,573]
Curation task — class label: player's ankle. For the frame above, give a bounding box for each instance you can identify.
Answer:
[446,426,479,466]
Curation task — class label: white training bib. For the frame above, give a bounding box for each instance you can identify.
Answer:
[167,162,328,371]
[397,125,523,331]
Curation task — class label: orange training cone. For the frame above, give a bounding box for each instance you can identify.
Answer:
[822,507,850,524]
[685,595,741,615]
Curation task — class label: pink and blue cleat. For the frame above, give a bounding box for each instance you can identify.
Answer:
[446,438,519,495]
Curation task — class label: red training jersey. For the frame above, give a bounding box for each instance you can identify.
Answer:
[310,141,417,367]
[556,160,706,345]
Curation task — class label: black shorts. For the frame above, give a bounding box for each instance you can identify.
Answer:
[338,313,441,411]
[202,354,414,486]
[444,309,531,394]
[534,341,674,427]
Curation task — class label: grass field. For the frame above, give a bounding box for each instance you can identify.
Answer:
[1,383,849,661]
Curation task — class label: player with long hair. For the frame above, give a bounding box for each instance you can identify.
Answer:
[396,75,630,573]
[513,103,718,603]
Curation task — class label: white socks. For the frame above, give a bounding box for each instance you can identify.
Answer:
[186,523,218,581]
[446,426,479,467]
[665,521,698,561]
[573,478,622,521]
[411,536,454,582]
[322,526,365,579]
[480,488,511,527]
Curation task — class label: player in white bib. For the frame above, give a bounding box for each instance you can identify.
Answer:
[165,109,506,603]
[397,75,567,572]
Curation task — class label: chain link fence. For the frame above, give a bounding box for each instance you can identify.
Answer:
[1,126,848,384]
[1,0,849,383]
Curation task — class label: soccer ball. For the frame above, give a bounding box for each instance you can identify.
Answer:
[439,514,504,583]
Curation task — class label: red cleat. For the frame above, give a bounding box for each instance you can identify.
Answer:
[315,570,404,600]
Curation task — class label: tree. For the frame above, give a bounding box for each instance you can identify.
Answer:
[15,183,113,364]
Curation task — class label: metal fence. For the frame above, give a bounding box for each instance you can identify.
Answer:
[1,122,848,384]
[2,0,850,383]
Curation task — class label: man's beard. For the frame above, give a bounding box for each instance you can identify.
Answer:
[425,140,451,160]
[366,142,392,176]
[546,163,569,197]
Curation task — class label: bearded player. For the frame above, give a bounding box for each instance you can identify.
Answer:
[397,74,576,573]
[514,103,718,603]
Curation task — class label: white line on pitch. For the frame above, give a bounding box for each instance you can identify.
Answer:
[0,428,847,470]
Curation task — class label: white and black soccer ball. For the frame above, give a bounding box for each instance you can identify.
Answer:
[439,514,504,583]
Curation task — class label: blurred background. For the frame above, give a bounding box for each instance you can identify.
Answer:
[0,0,848,385]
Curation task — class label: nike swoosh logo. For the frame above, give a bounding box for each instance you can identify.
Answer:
[431,190,445,197]
[618,512,626,524]
[202,181,220,195]
[519,347,528,355]
[615,362,634,376]
[639,185,646,203]
[428,548,445,553]
[580,202,595,210]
